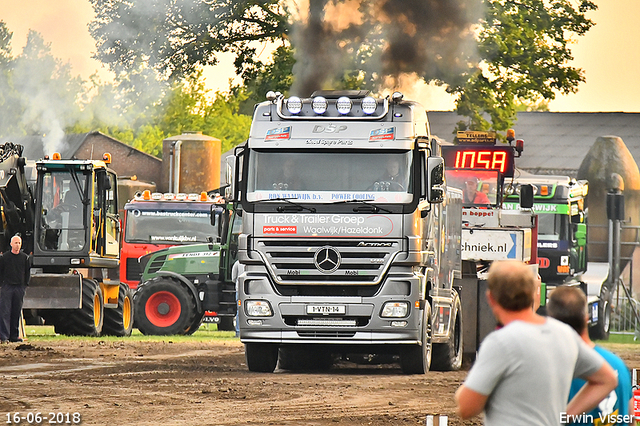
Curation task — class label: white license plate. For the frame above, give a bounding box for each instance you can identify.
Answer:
[306,305,346,315]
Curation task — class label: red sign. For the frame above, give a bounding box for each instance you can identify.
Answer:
[263,226,297,234]
[441,145,515,177]
[538,257,550,269]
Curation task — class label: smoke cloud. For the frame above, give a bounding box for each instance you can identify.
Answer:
[290,0,483,97]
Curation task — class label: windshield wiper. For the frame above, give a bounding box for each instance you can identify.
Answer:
[331,199,391,213]
[256,197,316,213]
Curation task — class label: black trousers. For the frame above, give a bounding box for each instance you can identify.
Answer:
[0,285,26,341]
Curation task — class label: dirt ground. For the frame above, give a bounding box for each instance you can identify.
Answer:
[0,338,638,426]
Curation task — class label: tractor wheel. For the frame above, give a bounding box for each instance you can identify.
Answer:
[400,303,432,374]
[245,343,278,373]
[431,294,463,371]
[134,277,197,335]
[102,283,134,337]
[184,310,206,335]
[52,279,104,336]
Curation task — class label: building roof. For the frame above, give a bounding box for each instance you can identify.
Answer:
[428,111,640,176]
[0,131,160,163]
[1,133,87,160]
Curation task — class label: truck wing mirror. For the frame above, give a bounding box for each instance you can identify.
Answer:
[100,173,112,190]
[519,184,534,209]
[573,222,587,245]
[427,156,444,203]
[225,155,236,201]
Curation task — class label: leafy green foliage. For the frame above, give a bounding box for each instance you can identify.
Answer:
[89,0,289,81]
[0,28,85,140]
[451,0,596,132]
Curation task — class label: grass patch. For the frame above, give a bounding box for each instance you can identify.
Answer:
[599,333,639,344]
[23,324,238,343]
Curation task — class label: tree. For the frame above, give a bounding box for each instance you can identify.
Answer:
[89,0,289,81]
[89,0,597,133]
[0,29,85,151]
[451,0,596,132]
[74,69,251,158]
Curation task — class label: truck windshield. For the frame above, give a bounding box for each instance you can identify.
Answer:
[246,150,413,203]
[445,169,499,206]
[38,170,88,252]
[124,209,215,244]
[538,212,569,241]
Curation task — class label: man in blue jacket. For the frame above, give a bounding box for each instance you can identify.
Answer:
[548,285,633,426]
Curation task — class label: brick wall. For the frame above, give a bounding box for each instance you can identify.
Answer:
[74,133,162,185]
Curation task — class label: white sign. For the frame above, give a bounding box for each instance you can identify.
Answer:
[461,229,531,261]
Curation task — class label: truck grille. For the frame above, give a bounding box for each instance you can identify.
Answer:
[254,238,398,286]
[126,258,143,281]
[296,330,357,338]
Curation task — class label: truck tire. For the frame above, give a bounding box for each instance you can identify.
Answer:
[589,300,611,341]
[278,346,333,371]
[52,279,104,336]
[431,294,463,371]
[245,343,278,372]
[102,283,134,337]
[184,310,206,335]
[134,277,197,335]
[400,303,432,374]
[217,316,235,331]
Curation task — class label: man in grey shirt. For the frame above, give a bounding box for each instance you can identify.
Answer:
[455,260,617,426]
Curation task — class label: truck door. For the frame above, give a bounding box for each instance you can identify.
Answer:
[105,172,119,257]
[93,170,119,257]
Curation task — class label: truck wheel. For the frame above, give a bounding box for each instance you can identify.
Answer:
[102,283,134,337]
[217,316,235,331]
[400,303,432,374]
[431,294,463,371]
[53,279,104,336]
[134,277,197,335]
[184,310,205,335]
[589,300,611,341]
[245,343,278,372]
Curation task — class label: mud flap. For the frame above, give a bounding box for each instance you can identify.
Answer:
[23,274,82,309]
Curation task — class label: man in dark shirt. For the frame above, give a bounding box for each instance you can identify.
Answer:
[0,235,31,343]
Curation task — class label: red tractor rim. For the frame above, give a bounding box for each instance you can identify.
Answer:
[146,291,181,327]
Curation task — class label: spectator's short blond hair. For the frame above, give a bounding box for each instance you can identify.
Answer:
[487,260,536,311]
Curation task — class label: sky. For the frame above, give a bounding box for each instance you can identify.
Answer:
[0,0,638,112]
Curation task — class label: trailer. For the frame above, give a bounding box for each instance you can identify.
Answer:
[441,130,538,355]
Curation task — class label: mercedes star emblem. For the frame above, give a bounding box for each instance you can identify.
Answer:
[313,246,341,273]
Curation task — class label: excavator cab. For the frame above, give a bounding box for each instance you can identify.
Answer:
[32,157,119,271]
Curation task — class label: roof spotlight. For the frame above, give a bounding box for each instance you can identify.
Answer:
[336,97,352,115]
[287,96,302,114]
[361,96,377,115]
[312,96,328,114]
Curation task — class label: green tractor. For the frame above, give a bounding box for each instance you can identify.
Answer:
[133,204,241,334]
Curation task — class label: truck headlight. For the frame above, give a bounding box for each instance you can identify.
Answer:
[245,300,273,317]
[381,301,409,318]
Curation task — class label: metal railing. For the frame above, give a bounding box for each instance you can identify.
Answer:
[611,277,640,339]
[589,220,640,338]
